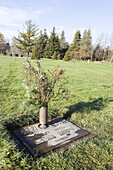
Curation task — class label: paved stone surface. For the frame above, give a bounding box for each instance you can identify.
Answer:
[13,118,96,156]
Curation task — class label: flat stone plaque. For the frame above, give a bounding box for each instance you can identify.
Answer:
[13,118,96,157]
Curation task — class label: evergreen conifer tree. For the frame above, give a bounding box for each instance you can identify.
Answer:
[0,33,10,54]
[54,35,61,53]
[37,31,44,58]
[43,29,48,48]
[36,30,48,58]
[31,46,40,60]
[80,29,92,60]
[52,51,57,60]
[60,30,69,59]
[44,27,60,59]
[63,30,81,60]
[68,30,81,60]
[63,51,70,61]
[14,20,39,57]
[0,33,5,54]
[0,33,5,44]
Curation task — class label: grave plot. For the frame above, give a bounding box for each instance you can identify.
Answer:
[12,118,96,157]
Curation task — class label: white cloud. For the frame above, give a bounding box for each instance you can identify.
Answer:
[0,7,25,25]
[0,23,22,28]
[0,6,45,41]
[2,30,18,43]
[0,6,44,23]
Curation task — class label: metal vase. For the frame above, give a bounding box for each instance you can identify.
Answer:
[39,105,48,128]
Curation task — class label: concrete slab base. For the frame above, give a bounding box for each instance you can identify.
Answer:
[12,118,97,157]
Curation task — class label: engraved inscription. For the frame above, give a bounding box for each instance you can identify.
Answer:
[58,129,70,136]
[13,118,91,156]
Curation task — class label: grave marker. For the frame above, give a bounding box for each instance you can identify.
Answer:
[12,118,97,157]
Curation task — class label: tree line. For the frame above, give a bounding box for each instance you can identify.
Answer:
[0,20,113,61]
[0,33,10,55]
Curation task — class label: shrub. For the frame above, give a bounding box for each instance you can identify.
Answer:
[110,58,113,63]
[52,51,57,60]
[23,58,68,107]
[63,51,70,61]
[31,46,40,60]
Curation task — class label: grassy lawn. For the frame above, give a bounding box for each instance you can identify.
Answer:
[0,56,113,169]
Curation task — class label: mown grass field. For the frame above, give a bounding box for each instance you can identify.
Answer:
[0,56,113,169]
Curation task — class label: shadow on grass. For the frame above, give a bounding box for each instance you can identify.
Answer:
[3,97,113,131]
[64,97,113,119]
[3,113,39,132]
[3,106,60,132]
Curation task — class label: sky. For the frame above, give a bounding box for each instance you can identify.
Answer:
[0,0,113,45]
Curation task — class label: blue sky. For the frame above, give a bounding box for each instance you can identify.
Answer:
[0,0,113,45]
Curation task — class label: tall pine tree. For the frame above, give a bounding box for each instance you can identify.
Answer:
[44,27,60,59]
[63,30,81,60]
[43,29,48,49]
[14,20,39,56]
[60,30,69,59]
[36,29,48,58]
[80,29,92,60]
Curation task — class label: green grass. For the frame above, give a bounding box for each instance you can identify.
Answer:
[0,56,113,169]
